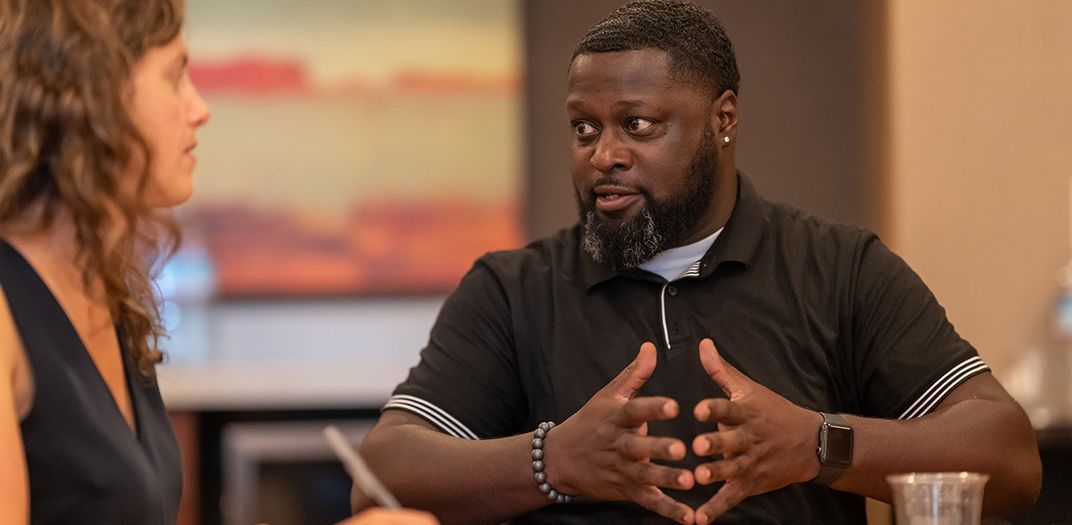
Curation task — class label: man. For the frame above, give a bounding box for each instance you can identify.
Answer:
[358,2,1041,524]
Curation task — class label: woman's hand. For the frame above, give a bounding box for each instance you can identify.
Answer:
[337,507,440,525]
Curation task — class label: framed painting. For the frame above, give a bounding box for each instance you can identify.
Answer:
[173,0,523,298]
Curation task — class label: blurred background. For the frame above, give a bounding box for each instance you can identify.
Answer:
[156,1,1072,524]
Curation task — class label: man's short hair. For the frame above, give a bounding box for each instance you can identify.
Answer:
[572,0,740,96]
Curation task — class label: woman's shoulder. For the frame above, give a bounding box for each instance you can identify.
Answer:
[0,282,33,420]
[0,282,17,369]
[0,280,30,522]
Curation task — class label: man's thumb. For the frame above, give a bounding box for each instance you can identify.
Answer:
[699,338,745,396]
[608,341,658,399]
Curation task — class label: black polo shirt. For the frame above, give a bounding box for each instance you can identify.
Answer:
[386,173,987,524]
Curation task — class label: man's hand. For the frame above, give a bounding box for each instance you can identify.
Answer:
[547,342,697,524]
[691,338,822,525]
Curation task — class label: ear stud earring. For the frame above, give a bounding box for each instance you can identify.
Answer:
[723,136,731,144]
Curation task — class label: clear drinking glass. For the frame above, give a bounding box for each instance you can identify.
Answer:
[886,472,989,525]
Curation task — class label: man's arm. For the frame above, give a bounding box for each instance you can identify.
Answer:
[359,343,698,525]
[834,371,1040,513]
[689,339,1041,524]
[357,410,548,525]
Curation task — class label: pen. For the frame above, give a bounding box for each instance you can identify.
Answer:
[324,425,402,510]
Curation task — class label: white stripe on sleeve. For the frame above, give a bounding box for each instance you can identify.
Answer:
[897,356,990,420]
[383,394,480,440]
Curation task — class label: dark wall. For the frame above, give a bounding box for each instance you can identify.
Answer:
[522,0,887,241]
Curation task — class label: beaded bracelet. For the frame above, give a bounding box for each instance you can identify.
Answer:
[531,421,573,504]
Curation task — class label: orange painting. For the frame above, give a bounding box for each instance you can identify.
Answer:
[177,0,522,297]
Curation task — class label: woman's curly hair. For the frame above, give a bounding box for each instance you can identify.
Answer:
[0,0,185,378]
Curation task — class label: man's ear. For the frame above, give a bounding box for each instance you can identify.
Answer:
[712,89,738,144]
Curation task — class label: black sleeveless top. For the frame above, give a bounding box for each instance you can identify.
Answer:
[0,240,182,524]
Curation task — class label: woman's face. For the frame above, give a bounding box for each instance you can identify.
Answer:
[127,35,211,208]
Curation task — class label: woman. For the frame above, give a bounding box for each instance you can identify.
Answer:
[0,0,208,521]
[0,0,435,523]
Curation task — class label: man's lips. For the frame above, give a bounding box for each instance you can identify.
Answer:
[594,185,642,213]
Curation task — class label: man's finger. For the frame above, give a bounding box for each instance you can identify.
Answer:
[693,397,746,426]
[605,342,659,399]
[616,433,687,462]
[616,396,678,426]
[698,338,748,396]
[695,481,749,525]
[628,486,696,525]
[693,455,754,485]
[691,428,753,457]
[628,461,696,490]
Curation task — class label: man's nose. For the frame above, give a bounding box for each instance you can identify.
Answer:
[590,133,632,173]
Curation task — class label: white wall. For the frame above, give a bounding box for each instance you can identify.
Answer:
[887,1,1072,381]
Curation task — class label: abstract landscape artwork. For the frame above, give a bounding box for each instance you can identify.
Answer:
[179,0,522,297]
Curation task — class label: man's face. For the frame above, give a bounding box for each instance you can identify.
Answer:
[567,49,720,269]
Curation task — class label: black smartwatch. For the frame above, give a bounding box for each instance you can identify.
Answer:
[814,412,853,485]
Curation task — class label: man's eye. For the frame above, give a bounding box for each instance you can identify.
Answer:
[625,117,655,133]
[573,121,598,137]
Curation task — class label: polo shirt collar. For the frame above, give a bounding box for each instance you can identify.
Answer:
[578,238,622,290]
[579,170,768,290]
[698,170,768,276]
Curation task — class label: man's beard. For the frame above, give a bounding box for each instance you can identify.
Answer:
[579,127,717,271]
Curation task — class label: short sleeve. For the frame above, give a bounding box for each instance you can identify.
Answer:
[384,258,525,439]
[851,234,989,419]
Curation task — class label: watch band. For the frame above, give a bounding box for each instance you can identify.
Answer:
[814,412,853,486]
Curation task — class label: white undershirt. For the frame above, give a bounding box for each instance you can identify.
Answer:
[639,228,723,282]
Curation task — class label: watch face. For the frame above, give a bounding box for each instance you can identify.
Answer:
[823,424,853,467]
